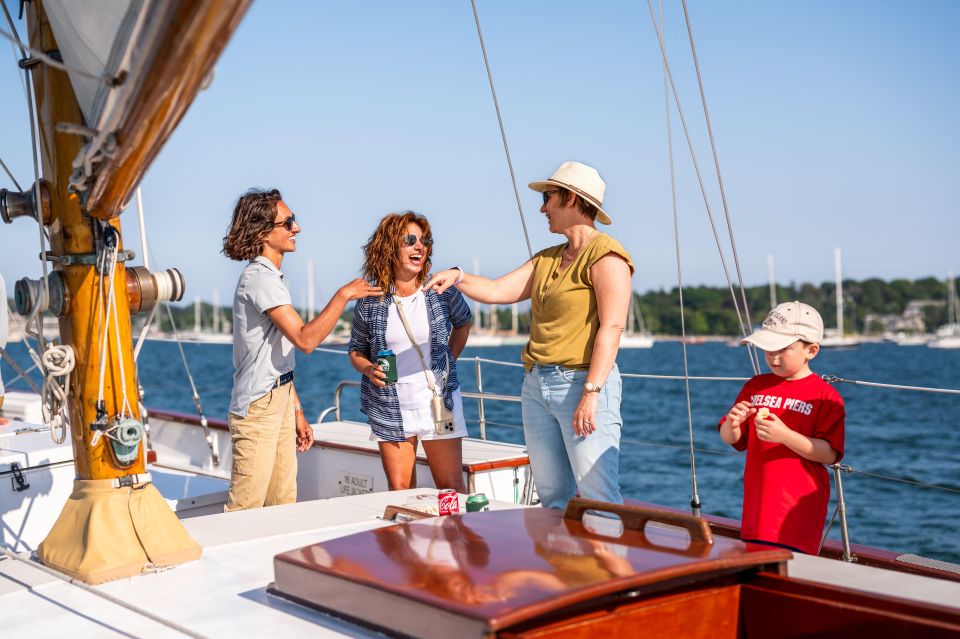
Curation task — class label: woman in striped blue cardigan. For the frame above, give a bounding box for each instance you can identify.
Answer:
[348,212,473,492]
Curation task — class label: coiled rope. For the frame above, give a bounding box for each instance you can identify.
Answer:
[13,278,74,442]
[39,343,73,444]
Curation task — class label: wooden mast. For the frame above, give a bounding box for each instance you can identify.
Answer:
[24,0,250,584]
[28,2,139,480]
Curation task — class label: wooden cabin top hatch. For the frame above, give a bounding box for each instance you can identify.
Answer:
[272,500,790,637]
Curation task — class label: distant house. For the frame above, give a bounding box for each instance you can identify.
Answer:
[864,300,943,334]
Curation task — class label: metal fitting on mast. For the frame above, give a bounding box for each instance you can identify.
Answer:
[0,181,51,224]
[126,266,185,313]
[14,271,68,317]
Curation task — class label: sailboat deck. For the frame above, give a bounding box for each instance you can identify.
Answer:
[2,493,958,637]
[0,491,526,638]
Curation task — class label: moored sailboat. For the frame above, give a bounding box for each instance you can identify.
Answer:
[929,273,960,349]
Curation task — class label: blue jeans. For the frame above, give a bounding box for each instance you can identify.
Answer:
[521,364,623,510]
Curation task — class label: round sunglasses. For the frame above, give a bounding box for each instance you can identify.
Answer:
[401,233,433,247]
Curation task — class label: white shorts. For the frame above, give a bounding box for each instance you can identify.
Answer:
[370,388,468,442]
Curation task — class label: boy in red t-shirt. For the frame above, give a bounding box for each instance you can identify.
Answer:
[719,301,845,554]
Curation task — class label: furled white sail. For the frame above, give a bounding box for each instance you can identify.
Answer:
[43,0,140,125]
[38,0,249,214]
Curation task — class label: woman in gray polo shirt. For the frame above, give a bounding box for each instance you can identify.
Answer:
[222,188,380,511]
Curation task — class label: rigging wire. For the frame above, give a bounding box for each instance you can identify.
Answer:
[468,0,533,259]
[822,375,960,395]
[657,0,701,514]
[467,411,960,496]
[0,155,22,190]
[162,301,219,466]
[642,0,760,376]
[0,344,41,393]
[679,0,762,374]
[0,24,117,85]
[133,187,161,361]
[2,1,49,349]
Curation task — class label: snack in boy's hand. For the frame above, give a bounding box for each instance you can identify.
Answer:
[757,407,770,420]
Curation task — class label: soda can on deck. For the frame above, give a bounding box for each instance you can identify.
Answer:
[466,493,489,513]
[438,489,459,516]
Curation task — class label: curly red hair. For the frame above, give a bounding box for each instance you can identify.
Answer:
[362,211,432,291]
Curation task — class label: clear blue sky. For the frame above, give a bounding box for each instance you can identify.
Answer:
[1,1,957,308]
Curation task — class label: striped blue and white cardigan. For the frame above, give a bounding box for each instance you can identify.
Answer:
[348,287,472,441]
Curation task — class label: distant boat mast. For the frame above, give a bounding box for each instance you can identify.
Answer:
[767,255,777,309]
[835,247,844,336]
[307,258,315,321]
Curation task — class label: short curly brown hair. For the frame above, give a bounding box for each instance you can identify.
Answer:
[556,188,598,222]
[362,212,432,291]
[221,188,282,261]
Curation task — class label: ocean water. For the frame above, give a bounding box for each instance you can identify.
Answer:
[3,339,958,563]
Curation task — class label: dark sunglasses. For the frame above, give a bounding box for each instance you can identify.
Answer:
[542,189,562,205]
[401,233,433,248]
[273,214,296,231]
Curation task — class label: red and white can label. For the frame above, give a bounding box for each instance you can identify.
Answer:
[438,489,459,516]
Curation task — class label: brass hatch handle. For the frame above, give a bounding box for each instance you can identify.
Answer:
[563,498,714,545]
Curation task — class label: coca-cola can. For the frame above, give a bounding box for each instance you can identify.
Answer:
[438,489,459,516]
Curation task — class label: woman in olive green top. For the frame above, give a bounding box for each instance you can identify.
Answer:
[425,161,633,509]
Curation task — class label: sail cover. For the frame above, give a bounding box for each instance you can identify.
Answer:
[37,0,249,213]
[42,0,161,196]
[43,0,141,126]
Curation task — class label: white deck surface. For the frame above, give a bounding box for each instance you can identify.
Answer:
[787,553,960,609]
[0,489,526,638]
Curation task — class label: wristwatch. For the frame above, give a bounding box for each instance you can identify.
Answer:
[583,382,602,393]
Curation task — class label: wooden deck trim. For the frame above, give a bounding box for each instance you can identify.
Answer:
[147,408,229,432]
[625,498,960,584]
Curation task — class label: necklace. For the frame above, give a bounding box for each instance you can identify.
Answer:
[394,281,420,297]
[562,228,597,262]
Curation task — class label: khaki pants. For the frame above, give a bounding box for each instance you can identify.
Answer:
[225,384,297,511]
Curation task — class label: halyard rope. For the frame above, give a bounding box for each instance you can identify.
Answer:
[469,0,534,259]
[680,0,761,374]
[642,0,758,373]
[658,0,701,513]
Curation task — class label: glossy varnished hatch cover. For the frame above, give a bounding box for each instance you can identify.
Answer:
[272,499,790,637]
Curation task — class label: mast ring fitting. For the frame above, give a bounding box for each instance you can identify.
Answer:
[14,272,68,317]
[40,250,135,265]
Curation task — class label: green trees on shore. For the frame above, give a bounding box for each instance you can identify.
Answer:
[637,277,948,335]
[150,276,952,336]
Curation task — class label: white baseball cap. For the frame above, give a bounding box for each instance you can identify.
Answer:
[742,301,824,351]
